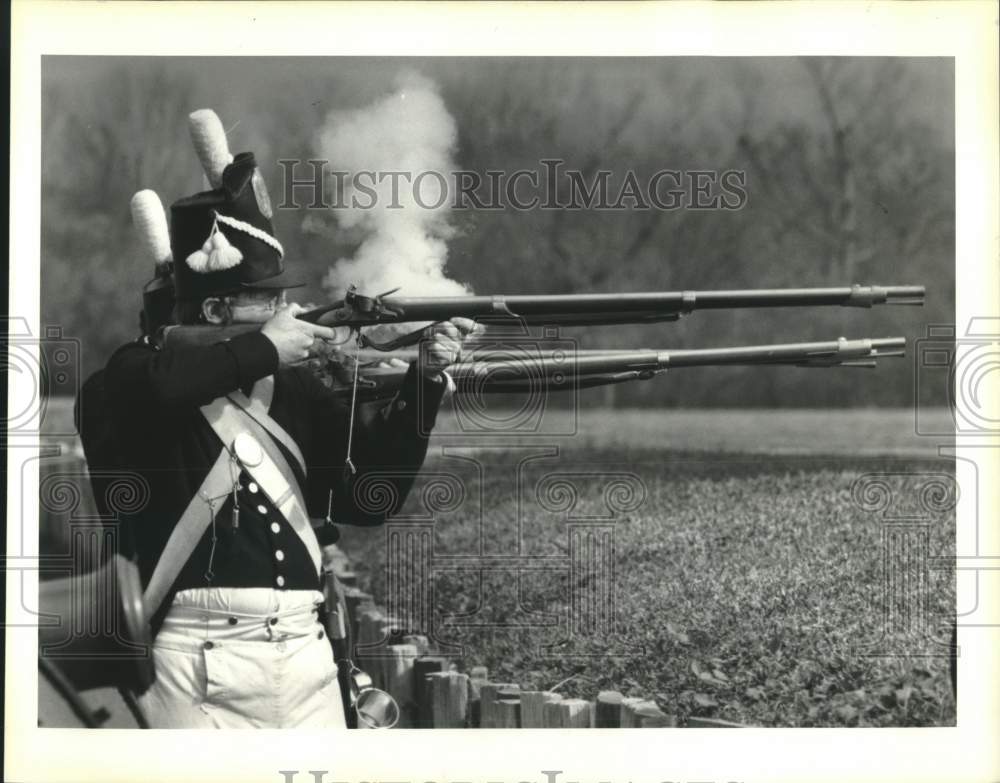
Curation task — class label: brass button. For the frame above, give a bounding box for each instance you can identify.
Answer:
[317,629,325,640]
[276,575,285,587]
[256,504,267,514]
[270,522,281,534]
[269,617,278,626]
[275,549,285,562]
[203,641,214,650]
[248,482,259,493]
[397,399,407,411]
[227,617,238,626]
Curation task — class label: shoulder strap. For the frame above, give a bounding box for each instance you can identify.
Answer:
[226,376,307,478]
[141,452,233,618]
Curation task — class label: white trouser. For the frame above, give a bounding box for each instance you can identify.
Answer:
[138,587,347,729]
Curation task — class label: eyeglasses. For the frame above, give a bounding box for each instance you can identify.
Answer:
[224,292,284,312]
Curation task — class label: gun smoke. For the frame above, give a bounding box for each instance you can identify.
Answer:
[315,72,471,306]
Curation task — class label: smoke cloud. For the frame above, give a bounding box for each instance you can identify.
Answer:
[316,72,471,302]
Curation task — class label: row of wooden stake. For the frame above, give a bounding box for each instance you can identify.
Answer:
[327,547,741,729]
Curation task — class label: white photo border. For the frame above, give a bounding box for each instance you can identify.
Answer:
[7,2,999,783]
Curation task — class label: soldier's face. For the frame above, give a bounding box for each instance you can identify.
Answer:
[202,289,286,325]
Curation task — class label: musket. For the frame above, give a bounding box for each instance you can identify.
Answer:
[322,336,907,402]
[158,284,925,352]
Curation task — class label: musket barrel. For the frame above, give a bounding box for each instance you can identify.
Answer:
[302,284,926,327]
[428,337,907,379]
[868,337,907,350]
[376,286,925,313]
[669,286,925,309]
[380,286,927,315]
[659,337,906,367]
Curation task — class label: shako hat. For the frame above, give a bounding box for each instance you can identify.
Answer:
[171,109,303,301]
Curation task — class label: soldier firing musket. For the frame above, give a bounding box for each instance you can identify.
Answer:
[78,109,479,729]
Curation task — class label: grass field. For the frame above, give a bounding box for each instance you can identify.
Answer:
[337,407,956,727]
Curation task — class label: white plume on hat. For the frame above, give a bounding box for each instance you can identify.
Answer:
[129,190,172,268]
[183,109,244,273]
[188,108,233,189]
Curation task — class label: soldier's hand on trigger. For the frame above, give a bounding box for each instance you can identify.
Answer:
[420,317,482,379]
[261,302,338,368]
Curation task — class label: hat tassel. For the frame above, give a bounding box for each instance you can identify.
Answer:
[186,217,244,273]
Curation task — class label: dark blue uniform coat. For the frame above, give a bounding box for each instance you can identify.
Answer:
[102,330,446,628]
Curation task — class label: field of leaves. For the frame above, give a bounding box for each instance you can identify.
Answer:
[338,439,956,727]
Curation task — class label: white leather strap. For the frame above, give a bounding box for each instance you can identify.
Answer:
[142,451,233,618]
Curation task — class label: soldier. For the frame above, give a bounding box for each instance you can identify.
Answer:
[102,117,475,728]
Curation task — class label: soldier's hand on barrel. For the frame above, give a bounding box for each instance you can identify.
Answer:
[420,318,482,379]
[261,303,339,367]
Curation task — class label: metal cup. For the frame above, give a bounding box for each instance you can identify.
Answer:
[355,687,400,729]
[348,666,400,729]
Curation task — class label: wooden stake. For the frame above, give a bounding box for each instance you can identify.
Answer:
[619,697,648,728]
[479,683,520,729]
[413,656,449,728]
[520,691,562,728]
[544,698,591,728]
[495,693,521,728]
[401,634,430,656]
[382,643,417,727]
[355,608,385,687]
[466,667,490,728]
[470,666,489,681]
[428,671,469,728]
[595,691,624,728]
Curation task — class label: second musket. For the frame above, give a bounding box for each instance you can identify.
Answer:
[323,336,907,401]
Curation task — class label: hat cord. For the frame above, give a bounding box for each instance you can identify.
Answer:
[215,212,285,258]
